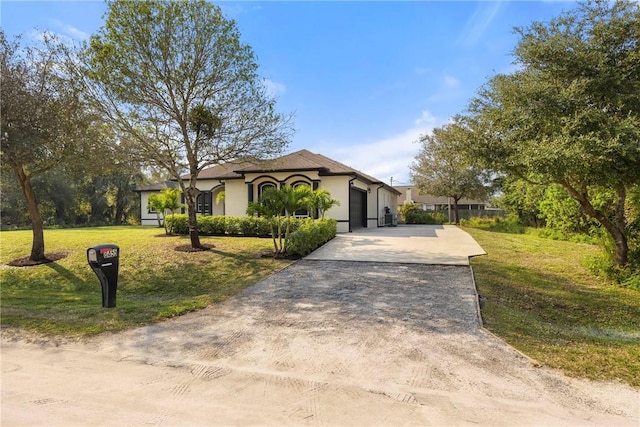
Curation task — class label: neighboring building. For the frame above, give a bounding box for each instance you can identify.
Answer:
[394,185,494,221]
[137,149,400,233]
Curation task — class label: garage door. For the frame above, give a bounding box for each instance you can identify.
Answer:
[349,188,367,230]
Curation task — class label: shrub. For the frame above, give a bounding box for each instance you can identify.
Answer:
[460,214,525,234]
[164,214,189,234]
[163,214,302,238]
[224,216,242,235]
[400,203,446,224]
[238,216,268,236]
[199,215,226,235]
[287,218,337,257]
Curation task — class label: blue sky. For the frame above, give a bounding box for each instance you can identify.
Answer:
[1,1,573,185]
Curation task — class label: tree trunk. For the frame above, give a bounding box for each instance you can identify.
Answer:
[113,186,127,225]
[162,210,169,235]
[563,183,628,267]
[184,186,202,249]
[452,197,460,225]
[15,166,47,261]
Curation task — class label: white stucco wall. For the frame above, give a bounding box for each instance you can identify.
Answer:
[316,176,350,232]
[139,171,398,234]
[224,179,248,217]
[139,191,163,226]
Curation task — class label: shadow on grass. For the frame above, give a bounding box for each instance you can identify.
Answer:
[45,261,87,285]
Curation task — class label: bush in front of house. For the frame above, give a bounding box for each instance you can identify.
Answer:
[286,218,337,257]
[165,214,189,234]
[199,215,226,235]
[164,214,306,237]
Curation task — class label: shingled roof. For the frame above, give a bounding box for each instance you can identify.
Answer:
[194,160,257,180]
[134,180,180,192]
[172,149,399,194]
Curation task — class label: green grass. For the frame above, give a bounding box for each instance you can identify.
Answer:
[465,227,640,388]
[0,226,291,336]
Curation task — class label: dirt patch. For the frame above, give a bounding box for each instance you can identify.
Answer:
[7,251,70,267]
[2,261,638,426]
[174,243,214,252]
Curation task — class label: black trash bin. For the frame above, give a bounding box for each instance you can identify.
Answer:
[87,244,120,308]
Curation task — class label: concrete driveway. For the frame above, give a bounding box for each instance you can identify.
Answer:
[307,225,486,264]
[2,227,638,426]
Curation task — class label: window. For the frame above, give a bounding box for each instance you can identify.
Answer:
[292,181,311,217]
[196,192,212,215]
[258,182,277,200]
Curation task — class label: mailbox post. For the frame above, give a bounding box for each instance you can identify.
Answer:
[87,244,120,308]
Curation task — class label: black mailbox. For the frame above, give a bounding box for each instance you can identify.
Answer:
[87,244,120,308]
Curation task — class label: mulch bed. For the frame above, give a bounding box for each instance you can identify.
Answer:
[174,243,215,252]
[7,251,70,267]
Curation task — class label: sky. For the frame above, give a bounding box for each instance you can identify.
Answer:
[0,0,574,185]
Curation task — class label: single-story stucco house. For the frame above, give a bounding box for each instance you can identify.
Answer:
[136,149,400,233]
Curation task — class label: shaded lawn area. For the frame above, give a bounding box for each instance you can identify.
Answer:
[465,227,640,388]
[0,226,291,336]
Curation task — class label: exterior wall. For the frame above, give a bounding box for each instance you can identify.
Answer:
[376,186,399,227]
[211,185,225,216]
[317,175,351,233]
[244,171,322,203]
[139,171,399,234]
[194,179,219,192]
[224,179,248,217]
[140,191,162,226]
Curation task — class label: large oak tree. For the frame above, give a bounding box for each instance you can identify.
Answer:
[83,0,292,249]
[411,122,490,224]
[0,31,96,262]
[464,0,639,267]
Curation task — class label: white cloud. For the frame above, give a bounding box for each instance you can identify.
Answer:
[443,75,461,88]
[457,2,502,47]
[263,78,286,98]
[331,110,445,185]
[26,20,88,46]
[50,19,89,41]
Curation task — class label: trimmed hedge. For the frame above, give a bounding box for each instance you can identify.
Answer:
[164,214,307,237]
[286,218,337,257]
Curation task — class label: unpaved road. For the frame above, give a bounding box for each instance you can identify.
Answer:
[2,261,639,426]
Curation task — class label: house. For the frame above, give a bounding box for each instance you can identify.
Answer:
[137,149,400,233]
[394,185,493,221]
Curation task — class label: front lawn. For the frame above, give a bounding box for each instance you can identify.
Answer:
[0,227,291,336]
[466,227,640,388]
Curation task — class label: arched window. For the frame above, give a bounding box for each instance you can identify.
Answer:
[196,192,212,215]
[258,181,277,201]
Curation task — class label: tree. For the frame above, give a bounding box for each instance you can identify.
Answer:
[148,188,183,234]
[247,185,312,255]
[411,122,490,224]
[464,0,640,266]
[303,188,340,219]
[491,176,545,227]
[83,0,292,250]
[0,31,96,262]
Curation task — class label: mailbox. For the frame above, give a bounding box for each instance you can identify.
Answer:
[87,244,120,308]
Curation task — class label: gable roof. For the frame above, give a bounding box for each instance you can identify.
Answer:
[194,159,257,180]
